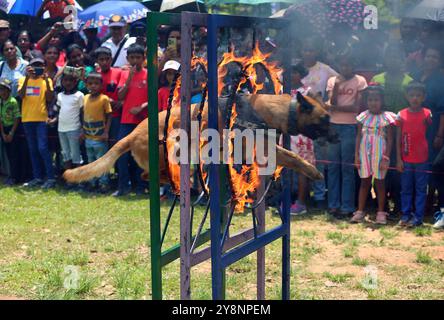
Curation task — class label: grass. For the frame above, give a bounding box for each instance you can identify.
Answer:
[1,184,443,300]
[379,228,399,240]
[323,272,353,284]
[414,226,433,237]
[415,250,433,265]
[352,257,369,267]
[326,231,348,244]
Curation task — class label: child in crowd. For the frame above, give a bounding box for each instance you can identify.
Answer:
[371,44,413,217]
[158,60,180,112]
[301,38,339,209]
[326,53,368,219]
[396,82,432,227]
[0,78,20,186]
[66,44,94,94]
[82,73,112,193]
[352,85,396,225]
[282,63,315,215]
[18,56,55,189]
[95,47,122,149]
[52,71,84,180]
[115,44,148,196]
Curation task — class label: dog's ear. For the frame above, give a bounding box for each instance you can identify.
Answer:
[297,91,314,113]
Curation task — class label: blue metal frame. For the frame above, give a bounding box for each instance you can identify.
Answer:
[206,13,292,300]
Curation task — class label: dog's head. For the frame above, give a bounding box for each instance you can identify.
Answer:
[295,91,337,143]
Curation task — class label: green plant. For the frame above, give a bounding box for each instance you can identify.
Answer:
[323,272,353,283]
[414,226,432,237]
[416,251,432,264]
[352,257,368,267]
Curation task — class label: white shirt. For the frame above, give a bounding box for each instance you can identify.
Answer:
[57,92,84,132]
[102,36,137,68]
[301,61,338,100]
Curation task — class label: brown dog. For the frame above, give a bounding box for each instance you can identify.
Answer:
[63,92,331,184]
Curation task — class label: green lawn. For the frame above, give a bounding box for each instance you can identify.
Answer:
[1,184,444,300]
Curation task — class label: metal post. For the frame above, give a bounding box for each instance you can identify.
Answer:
[147,12,162,300]
[281,34,292,300]
[257,180,266,300]
[207,14,224,300]
[179,13,193,300]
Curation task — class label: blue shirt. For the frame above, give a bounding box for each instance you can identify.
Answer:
[0,58,28,97]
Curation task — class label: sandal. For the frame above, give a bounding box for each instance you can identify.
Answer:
[350,211,366,223]
[376,211,388,225]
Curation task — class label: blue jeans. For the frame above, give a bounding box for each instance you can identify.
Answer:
[401,162,429,224]
[85,139,109,186]
[59,130,82,164]
[327,124,356,212]
[313,140,327,201]
[117,123,143,191]
[23,122,54,181]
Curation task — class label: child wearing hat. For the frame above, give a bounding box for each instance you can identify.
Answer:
[158,60,180,112]
[17,56,55,189]
[0,78,20,185]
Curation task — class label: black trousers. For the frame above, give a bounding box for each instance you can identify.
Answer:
[2,126,21,182]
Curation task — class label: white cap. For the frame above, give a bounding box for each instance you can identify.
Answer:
[162,60,181,72]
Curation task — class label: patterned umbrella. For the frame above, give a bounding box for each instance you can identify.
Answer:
[284,0,368,37]
[78,0,149,30]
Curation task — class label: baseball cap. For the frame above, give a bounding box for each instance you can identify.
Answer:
[109,15,126,28]
[0,20,10,29]
[162,60,181,72]
[0,78,12,91]
[30,57,45,65]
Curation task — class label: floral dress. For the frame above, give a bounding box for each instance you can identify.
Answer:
[357,110,396,179]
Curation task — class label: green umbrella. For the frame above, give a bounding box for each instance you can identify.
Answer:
[206,0,299,5]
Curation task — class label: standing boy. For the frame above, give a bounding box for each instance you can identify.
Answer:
[396,82,432,228]
[95,46,122,148]
[18,57,55,189]
[114,44,148,196]
[82,72,112,193]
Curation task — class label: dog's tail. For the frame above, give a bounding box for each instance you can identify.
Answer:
[63,135,132,183]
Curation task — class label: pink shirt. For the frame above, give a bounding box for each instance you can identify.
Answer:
[327,74,367,125]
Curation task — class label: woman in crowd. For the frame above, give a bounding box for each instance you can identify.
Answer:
[17,30,34,62]
[0,40,31,182]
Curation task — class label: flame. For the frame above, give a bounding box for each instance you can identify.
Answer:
[220,44,284,211]
[165,45,285,207]
[167,56,209,194]
[227,103,261,212]
[218,51,249,96]
[166,108,181,195]
[248,42,283,95]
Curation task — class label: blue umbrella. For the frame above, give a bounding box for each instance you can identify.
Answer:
[78,0,149,30]
[0,0,82,16]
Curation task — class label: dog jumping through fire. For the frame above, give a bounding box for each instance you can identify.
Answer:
[63,91,336,186]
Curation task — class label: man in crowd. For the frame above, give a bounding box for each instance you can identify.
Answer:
[102,15,137,68]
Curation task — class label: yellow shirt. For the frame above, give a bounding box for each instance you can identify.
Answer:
[83,94,112,140]
[18,77,53,122]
